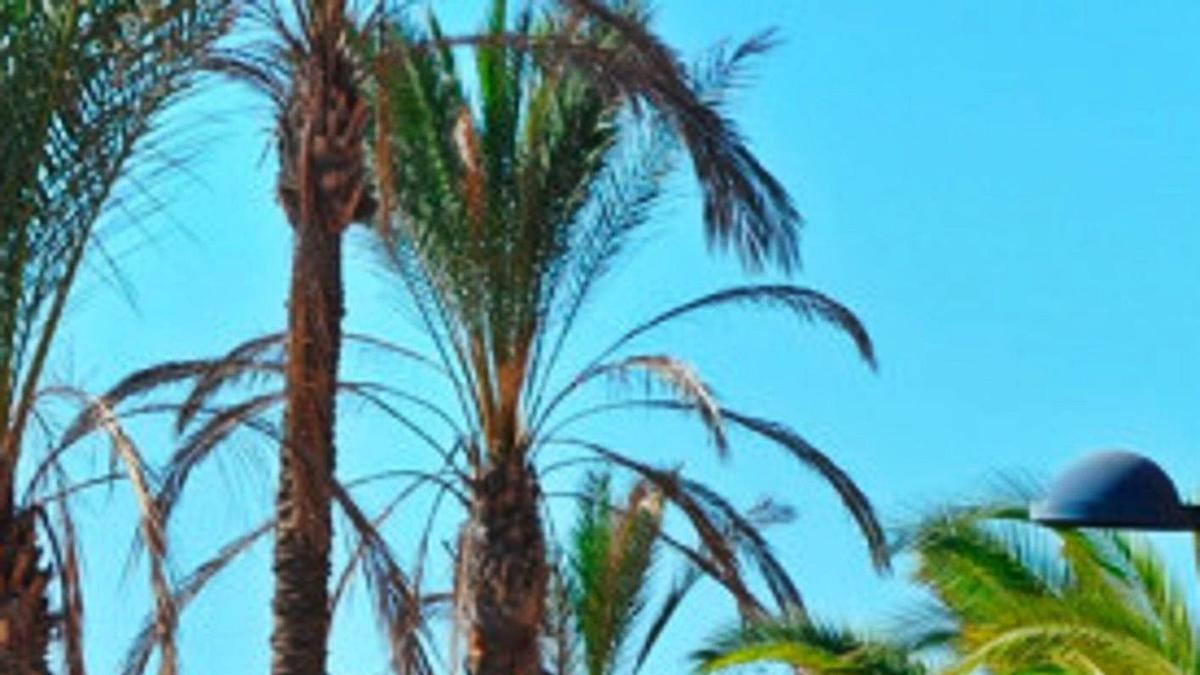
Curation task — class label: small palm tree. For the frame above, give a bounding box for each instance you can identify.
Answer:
[550,474,819,675]
[555,474,664,675]
[0,1,230,671]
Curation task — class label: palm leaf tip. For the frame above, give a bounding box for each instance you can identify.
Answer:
[557,0,802,274]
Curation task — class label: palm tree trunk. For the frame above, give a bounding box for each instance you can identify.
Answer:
[270,217,344,675]
[462,454,548,675]
[267,3,370,669]
[0,506,52,675]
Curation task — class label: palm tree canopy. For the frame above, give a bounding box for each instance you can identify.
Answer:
[367,0,875,461]
[694,503,1200,675]
[904,504,1200,675]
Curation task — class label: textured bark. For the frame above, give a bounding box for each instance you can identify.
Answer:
[269,8,369,672]
[270,221,343,675]
[462,455,548,675]
[0,510,52,675]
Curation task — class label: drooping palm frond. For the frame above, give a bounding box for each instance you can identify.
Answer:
[390,0,802,274]
[0,2,232,671]
[549,0,800,273]
[0,0,234,462]
[905,503,1200,675]
[693,618,928,675]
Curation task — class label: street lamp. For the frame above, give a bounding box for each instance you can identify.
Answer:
[1030,450,1200,531]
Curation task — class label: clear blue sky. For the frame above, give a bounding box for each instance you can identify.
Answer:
[53,1,1200,672]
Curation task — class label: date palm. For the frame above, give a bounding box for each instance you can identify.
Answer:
[208,2,377,672]
[366,3,887,672]
[0,1,229,672]
[545,473,666,675]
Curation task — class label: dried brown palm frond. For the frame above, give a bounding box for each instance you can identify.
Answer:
[39,386,178,675]
[559,355,729,455]
[329,465,466,614]
[123,519,274,675]
[174,332,286,431]
[330,478,436,675]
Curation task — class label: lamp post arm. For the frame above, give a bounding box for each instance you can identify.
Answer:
[1184,505,1200,531]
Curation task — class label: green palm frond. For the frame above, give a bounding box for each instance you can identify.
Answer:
[0,3,229,671]
[0,0,232,452]
[693,618,928,675]
[568,473,663,675]
[909,504,1200,675]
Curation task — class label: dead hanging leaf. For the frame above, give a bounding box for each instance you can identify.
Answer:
[454,106,486,227]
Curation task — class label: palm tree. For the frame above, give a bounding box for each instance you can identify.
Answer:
[550,474,808,675]
[364,3,887,672]
[695,503,1200,675]
[0,1,229,671]
[207,2,377,672]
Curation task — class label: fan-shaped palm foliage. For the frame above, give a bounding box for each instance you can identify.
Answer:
[0,0,230,671]
[696,502,1200,675]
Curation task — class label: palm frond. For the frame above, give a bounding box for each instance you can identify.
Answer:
[567,473,663,675]
[331,478,436,675]
[693,618,928,675]
[40,386,177,675]
[0,0,235,464]
[547,355,728,454]
[904,503,1200,674]
[122,520,273,675]
[585,285,876,376]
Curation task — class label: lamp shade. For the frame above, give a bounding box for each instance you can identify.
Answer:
[1030,451,1196,530]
